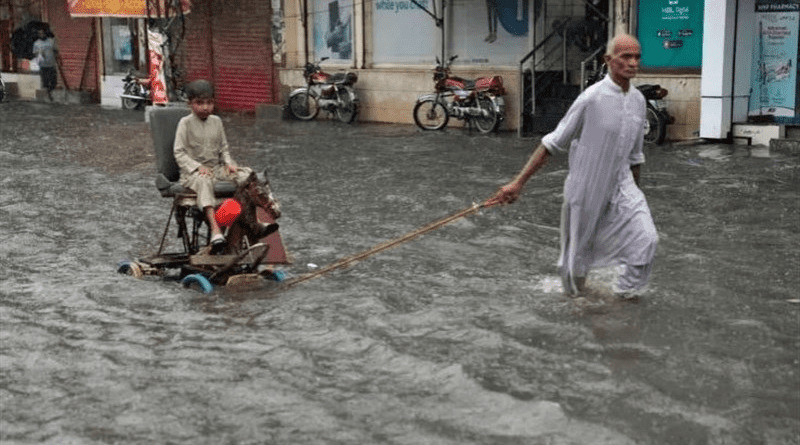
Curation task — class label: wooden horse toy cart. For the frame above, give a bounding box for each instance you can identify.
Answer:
[117,107,291,293]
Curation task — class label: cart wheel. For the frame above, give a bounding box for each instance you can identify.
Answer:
[117,260,143,278]
[265,270,287,282]
[181,274,214,294]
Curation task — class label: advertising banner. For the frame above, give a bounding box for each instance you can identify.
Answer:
[112,25,132,61]
[67,0,191,17]
[314,0,353,62]
[449,0,529,67]
[637,0,704,69]
[749,0,799,117]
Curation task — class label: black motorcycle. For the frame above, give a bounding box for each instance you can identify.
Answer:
[637,83,672,145]
[120,69,151,110]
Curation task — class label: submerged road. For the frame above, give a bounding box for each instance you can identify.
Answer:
[1,100,798,444]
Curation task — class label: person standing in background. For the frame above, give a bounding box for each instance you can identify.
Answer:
[33,27,58,102]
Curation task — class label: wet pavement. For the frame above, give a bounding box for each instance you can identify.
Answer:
[1,100,798,444]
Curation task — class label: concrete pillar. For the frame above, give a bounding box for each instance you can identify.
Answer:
[732,0,756,123]
[700,0,737,139]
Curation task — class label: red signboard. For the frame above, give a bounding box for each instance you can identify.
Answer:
[67,0,191,17]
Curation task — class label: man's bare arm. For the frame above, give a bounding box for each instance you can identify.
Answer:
[484,144,551,207]
[631,164,641,188]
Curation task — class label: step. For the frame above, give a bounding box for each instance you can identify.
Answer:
[36,88,92,104]
[769,138,800,156]
[523,114,563,135]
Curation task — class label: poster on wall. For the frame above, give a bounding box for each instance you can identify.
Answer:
[637,0,703,68]
[314,0,353,62]
[749,0,799,117]
[112,25,132,61]
[449,0,529,67]
[372,0,439,64]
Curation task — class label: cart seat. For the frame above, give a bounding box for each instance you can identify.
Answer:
[149,106,236,199]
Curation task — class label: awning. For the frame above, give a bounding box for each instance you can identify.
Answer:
[67,0,191,18]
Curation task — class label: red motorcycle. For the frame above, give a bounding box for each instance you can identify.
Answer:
[413,55,506,134]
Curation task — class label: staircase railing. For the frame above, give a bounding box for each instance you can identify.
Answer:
[517,23,570,137]
[518,0,610,137]
[580,45,606,92]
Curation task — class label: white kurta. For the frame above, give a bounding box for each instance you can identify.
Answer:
[174,113,251,209]
[541,75,658,293]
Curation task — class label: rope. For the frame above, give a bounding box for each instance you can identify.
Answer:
[280,201,489,289]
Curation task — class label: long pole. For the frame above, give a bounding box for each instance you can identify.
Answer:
[280,202,486,289]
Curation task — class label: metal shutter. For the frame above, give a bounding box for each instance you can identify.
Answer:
[177,0,276,111]
[210,0,274,111]
[46,0,98,94]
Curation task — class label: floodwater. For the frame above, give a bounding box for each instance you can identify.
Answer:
[1,101,798,444]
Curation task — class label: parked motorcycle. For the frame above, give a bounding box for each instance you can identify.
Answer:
[120,69,151,110]
[638,83,673,145]
[287,57,359,123]
[586,64,673,145]
[120,68,188,110]
[413,55,505,134]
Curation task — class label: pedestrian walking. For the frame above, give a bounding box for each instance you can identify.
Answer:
[485,33,658,299]
[32,27,58,101]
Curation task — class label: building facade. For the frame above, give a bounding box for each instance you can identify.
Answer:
[2,0,797,143]
[0,0,281,111]
[278,0,798,141]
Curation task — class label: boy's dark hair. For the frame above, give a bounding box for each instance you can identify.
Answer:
[186,80,215,100]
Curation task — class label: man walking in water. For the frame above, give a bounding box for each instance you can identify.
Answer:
[485,34,658,299]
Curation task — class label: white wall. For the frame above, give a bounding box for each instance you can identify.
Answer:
[1,73,40,100]
[100,74,126,108]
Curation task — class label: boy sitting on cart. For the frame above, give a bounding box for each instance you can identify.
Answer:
[174,79,271,253]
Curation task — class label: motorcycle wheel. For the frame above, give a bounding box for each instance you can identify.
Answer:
[644,106,667,145]
[335,88,358,124]
[121,84,143,110]
[413,99,448,131]
[288,91,320,120]
[474,95,499,134]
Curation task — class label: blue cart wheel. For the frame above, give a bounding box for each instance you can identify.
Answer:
[117,260,143,278]
[266,270,287,282]
[181,274,214,294]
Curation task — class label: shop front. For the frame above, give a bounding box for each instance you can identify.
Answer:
[0,0,97,101]
[701,0,799,143]
[1,0,280,111]
[280,0,551,130]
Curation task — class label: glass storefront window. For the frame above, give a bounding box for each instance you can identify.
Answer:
[102,18,142,74]
[449,0,530,67]
[314,0,354,62]
[372,0,439,65]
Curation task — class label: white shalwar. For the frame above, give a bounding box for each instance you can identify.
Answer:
[541,74,658,294]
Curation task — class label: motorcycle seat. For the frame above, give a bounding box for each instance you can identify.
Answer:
[149,107,236,201]
[637,84,660,94]
[327,72,347,83]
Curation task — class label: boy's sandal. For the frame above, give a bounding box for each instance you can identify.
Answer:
[210,234,226,254]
